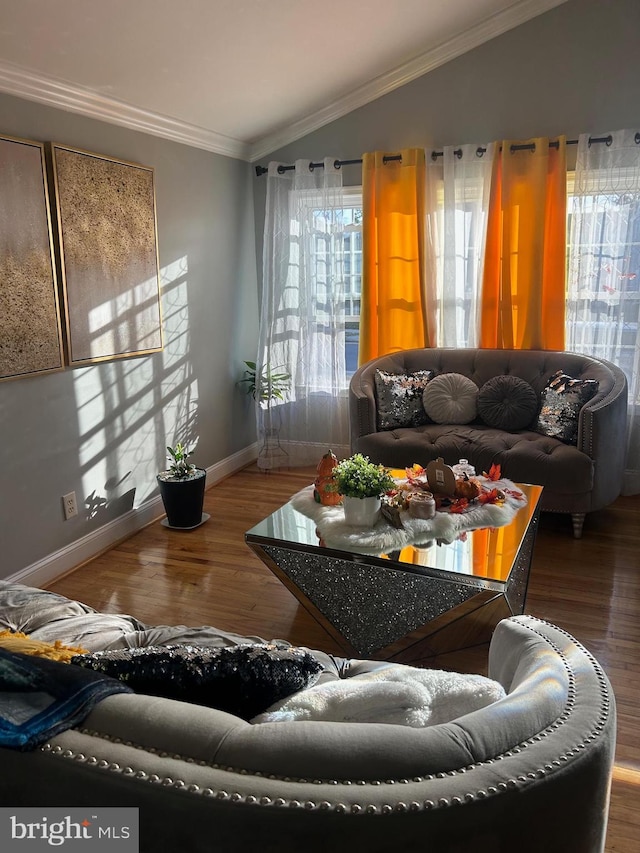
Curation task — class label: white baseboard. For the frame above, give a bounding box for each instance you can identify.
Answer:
[8,442,259,589]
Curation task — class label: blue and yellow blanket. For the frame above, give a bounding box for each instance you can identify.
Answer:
[0,648,131,750]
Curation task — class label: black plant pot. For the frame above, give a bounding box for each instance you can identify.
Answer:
[157,468,207,529]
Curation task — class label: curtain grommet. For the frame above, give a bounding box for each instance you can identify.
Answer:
[334,160,342,170]
[589,135,613,149]
[277,164,285,175]
[454,148,463,160]
[476,147,485,158]
[634,133,640,146]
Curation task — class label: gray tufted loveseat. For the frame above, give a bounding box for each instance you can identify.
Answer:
[349,347,628,537]
[0,582,615,853]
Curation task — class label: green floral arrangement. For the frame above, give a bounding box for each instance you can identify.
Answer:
[333,454,395,499]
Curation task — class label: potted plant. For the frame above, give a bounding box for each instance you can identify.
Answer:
[238,360,290,404]
[157,442,208,529]
[333,453,396,526]
[239,360,291,468]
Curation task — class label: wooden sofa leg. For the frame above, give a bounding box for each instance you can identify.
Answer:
[571,512,586,539]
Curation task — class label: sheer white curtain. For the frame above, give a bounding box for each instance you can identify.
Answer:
[256,158,350,469]
[426,143,494,348]
[566,129,640,494]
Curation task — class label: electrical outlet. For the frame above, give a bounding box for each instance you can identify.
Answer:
[62,491,78,520]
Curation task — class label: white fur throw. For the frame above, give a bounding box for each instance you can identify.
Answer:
[252,663,506,727]
[290,478,527,556]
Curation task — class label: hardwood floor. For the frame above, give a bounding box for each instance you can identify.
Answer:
[48,464,640,852]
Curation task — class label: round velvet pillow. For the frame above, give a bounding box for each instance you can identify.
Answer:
[477,375,539,430]
[422,373,478,425]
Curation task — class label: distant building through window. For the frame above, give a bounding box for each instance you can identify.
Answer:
[566,172,640,394]
[307,187,362,379]
[303,177,640,393]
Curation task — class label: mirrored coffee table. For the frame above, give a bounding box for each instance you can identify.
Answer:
[245,483,543,663]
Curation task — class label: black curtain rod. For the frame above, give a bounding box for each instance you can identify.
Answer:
[254,133,640,177]
[255,154,400,177]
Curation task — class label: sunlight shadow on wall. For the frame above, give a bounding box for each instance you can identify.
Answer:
[86,274,162,359]
[72,256,199,526]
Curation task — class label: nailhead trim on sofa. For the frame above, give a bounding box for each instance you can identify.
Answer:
[36,617,611,815]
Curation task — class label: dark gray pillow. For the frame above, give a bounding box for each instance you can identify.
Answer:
[71,643,322,721]
[534,370,599,445]
[477,375,539,430]
[374,369,433,430]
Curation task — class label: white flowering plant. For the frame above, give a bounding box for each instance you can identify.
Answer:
[333,454,396,499]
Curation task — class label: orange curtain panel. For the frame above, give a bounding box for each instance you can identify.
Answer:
[470,524,523,583]
[480,137,567,350]
[359,148,436,365]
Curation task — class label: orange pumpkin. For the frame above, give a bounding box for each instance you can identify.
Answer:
[313,450,342,506]
[454,475,481,501]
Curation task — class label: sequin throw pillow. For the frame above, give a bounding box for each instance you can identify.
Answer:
[534,370,599,445]
[71,644,322,721]
[374,369,433,430]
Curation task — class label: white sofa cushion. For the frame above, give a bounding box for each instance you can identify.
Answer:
[252,663,505,727]
[423,373,479,425]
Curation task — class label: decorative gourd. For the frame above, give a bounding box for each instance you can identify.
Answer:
[454,475,481,501]
[313,449,342,506]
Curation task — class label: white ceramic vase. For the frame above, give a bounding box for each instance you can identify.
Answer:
[342,494,381,527]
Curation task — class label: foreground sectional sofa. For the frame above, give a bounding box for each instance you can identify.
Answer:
[349,347,628,537]
[0,581,615,852]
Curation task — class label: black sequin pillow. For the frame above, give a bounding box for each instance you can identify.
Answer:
[534,370,599,445]
[477,375,539,430]
[70,644,322,721]
[374,369,433,430]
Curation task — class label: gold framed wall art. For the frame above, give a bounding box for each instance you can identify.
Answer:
[50,144,163,366]
[0,134,64,382]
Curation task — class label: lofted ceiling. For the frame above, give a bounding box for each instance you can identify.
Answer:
[0,0,566,161]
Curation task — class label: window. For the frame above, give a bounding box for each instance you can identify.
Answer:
[305,187,362,378]
[425,150,494,349]
[289,171,640,392]
[567,171,640,388]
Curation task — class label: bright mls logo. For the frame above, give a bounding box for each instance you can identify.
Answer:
[0,808,138,851]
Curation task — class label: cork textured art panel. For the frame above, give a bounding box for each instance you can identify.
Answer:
[51,144,163,365]
[0,135,64,382]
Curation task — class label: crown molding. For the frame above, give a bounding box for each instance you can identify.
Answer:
[0,60,251,161]
[249,0,567,162]
[0,0,566,164]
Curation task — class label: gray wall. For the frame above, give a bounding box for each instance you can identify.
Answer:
[0,93,259,578]
[254,0,640,256]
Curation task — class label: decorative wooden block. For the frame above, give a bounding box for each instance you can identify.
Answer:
[425,457,456,495]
